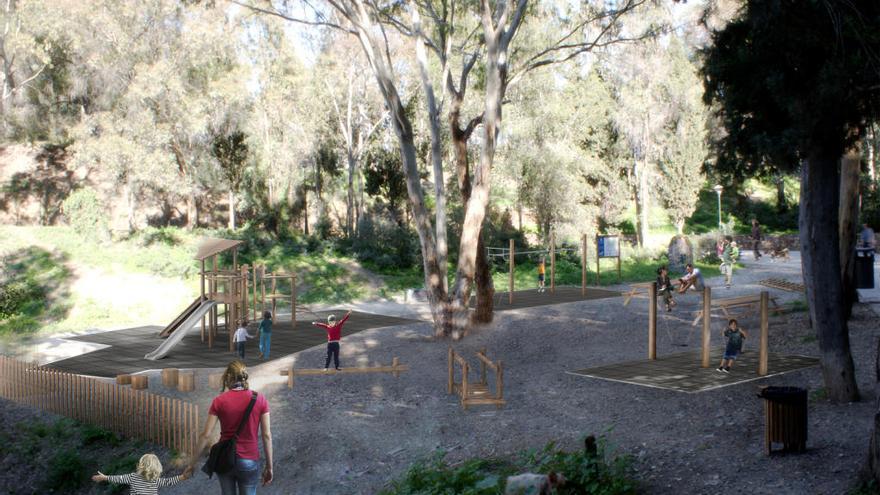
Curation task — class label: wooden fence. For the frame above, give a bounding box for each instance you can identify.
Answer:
[0,357,199,455]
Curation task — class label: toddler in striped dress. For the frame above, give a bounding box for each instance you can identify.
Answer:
[92,453,191,494]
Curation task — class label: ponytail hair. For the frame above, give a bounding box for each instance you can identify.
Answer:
[222,360,249,391]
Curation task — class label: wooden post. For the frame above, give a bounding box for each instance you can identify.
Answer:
[132,375,149,390]
[595,234,600,285]
[291,274,296,328]
[648,282,657,360]
[759,291,769,376]
[509,239,515,304]
[161,369,179,388]
[201,259,206,342]
[617,248,622,282]
[233,247,238,271]
[581,234,587,296]
[701,286,712,368]
[116,374,132,385]
[271,277,277,318]
[447,348,454,394]
[252,264,257,321]
[550,232,556,294]
[209,373,224,390]
[261,267,266,315]
[287,364,295,390]
[178,372,195,392]
[392,357,400,378]
[461,361,469,410]
[479,348,487,384]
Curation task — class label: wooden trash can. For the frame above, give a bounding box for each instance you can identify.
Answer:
[161,368,179,388]
[115,374,132,385]
[209,373,224,390]
[178,371,195,392]
[131,375,149,390]
[758,386,807,454]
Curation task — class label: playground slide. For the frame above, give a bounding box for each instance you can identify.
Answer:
[144,300,218,361]
[159,297,202,337]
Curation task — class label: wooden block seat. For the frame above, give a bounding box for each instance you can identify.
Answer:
[692,294,783,326]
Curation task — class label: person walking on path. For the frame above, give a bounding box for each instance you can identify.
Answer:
[537,256,546,293]
[721,237,735,289]
[717,319,748,373]
[861,223,876,250]
[257,311,273,360]
[189,361,273,495]
[678,264,705,293]
[93,453,191,494]
[233,320,254,359]
[751,219,763,260]
[656,266,676,312]
[312,309,352,371]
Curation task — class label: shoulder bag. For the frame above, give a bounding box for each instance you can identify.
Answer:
[202,391,258,478]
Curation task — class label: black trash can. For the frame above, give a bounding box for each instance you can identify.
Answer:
[856,248,875,289]
[757,386,807,455]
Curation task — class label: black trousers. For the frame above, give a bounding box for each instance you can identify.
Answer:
[753,240,762,258]
[325,342,340,369]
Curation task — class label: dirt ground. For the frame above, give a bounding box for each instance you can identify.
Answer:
[3,254,879,494]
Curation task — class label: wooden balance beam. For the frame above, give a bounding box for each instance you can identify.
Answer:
[280,358,408,389]
[622,281,655,306]
[692,293,783,326]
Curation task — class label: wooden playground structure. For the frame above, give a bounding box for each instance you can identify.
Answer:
[279,358,408,389]
[489,233,616,304]
[448,348,505,409]
[157,238,297,353]
[644,283,775,376]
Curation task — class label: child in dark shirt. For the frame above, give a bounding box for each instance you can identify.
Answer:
[656,266,676,312]
[717,319,748,373]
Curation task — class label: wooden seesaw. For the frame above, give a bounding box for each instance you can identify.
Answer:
[280,357,409,389]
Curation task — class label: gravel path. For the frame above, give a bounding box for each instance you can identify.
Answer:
[4,254,879,494]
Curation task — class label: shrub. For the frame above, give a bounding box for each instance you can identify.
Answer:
[0,279,42,320]
[62,187,108,239]
[354,213,420,270]
[81,424,120,446]
[44,449,87,492]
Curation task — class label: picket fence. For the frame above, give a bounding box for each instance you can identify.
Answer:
[0,356,198,454]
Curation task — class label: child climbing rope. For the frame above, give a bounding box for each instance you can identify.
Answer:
[312,309,352,371]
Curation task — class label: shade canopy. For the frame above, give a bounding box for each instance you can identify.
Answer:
[193,237,244,261]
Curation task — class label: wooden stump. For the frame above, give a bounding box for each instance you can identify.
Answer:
[178,372,195,392]
[161,368,179,388]
[209,373,224,390]
[131,375,149,390]
[115,374,132,385]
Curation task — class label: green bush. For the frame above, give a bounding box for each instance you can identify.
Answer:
[62,187,108,239]
[81,424,120,446]
[44,449,87,492]
[0,279,43,319]
[354,213,420,270]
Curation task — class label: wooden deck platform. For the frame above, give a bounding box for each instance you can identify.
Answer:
[568,349,819,393]
[487,286,620,311]
[44,310,416,377]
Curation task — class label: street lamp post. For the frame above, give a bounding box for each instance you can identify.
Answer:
[713,184,723,231]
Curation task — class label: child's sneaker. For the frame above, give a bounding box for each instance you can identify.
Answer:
[722,367,730,373]
[323,368,328,372]
[716,367,725,373]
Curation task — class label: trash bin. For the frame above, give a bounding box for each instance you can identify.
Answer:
[856,248,875,289]
[757,386,807,455]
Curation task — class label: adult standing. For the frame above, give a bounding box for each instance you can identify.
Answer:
[861,223,876,250]
[189,361,273,494]
[721,237,734,288]
[751,219,763,260]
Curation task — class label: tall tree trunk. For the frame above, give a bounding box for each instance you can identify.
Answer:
[868,125,876,189]
[634,160,649,246]
[840,145,861,320]
[867,337,880,485]
[346,148,356,238]
[127,178,136,233]
[451,95,494,324]
[228,190,236,230]
[800,149,860,403]
[302,188,309,236]
[775,173,787,213]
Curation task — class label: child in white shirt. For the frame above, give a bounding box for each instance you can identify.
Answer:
[233,320,254,359]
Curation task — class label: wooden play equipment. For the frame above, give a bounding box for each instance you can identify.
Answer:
[209,373,224,390]
[131,375,149,390]
[488,233,586,304]
[280,358,408,389]
[115,374,132,385]
[691,293,782,326]
[758,278,805,293]
[147,237,297,359]
[622,281,654,306]
[447,348,505,410]
[758,386,808,455]
[646,287,773,376]
[0,356,199,455]
[161,368,179,388]
[177,372,195,392]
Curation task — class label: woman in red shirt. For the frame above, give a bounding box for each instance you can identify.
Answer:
[189,361,273,494]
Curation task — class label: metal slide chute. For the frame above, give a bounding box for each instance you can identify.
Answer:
[159,297,202,337]
[144,300,218,361]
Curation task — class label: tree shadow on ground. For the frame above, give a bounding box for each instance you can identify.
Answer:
[0,246,73,336]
